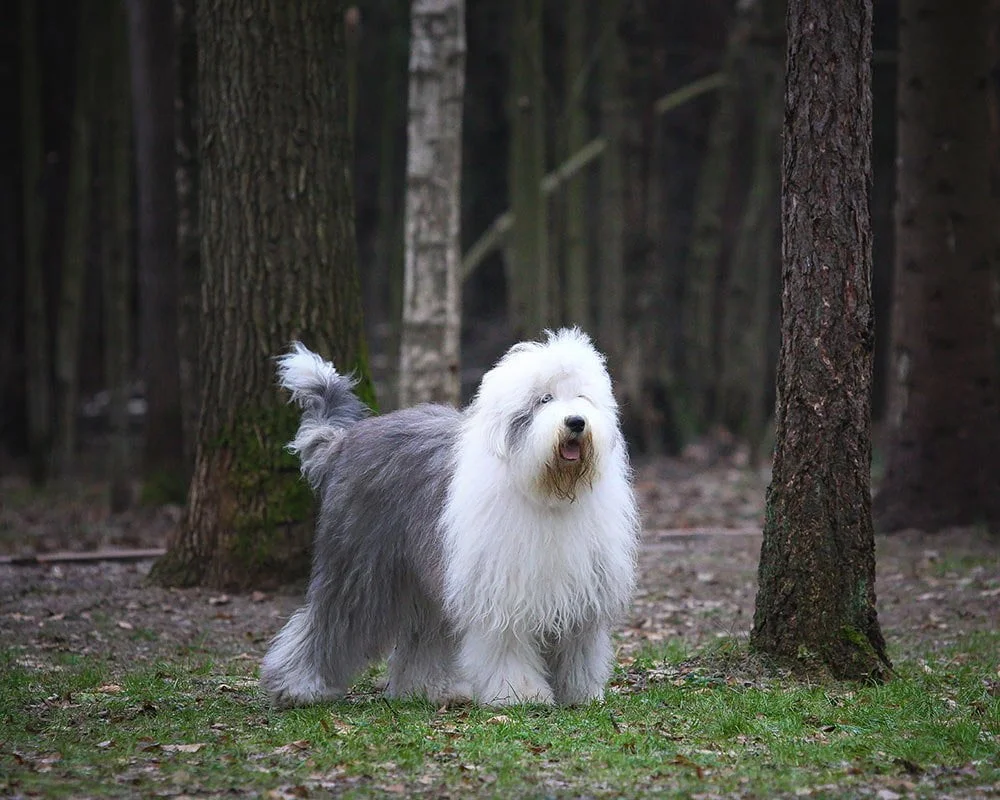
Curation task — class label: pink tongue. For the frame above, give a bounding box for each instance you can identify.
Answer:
[560,441,581,461]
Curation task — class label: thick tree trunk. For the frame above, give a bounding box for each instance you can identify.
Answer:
[127,0,185,502]
[150,0,373,590]
[562,2,589,328]
[751,0,891,680]
[21,0,52,484]
[597,0,625,371]
[398,0,465,408]
[54,0,97,476]
[174,0,200,469]
[507,0,548,339]
[100,0,134,512]
[873,0,1000,532]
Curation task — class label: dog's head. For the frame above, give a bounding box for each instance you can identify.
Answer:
[466,327,623,503]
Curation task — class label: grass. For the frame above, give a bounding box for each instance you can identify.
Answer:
[1,636,998,798]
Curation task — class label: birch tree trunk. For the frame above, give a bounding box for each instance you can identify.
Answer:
[21,0,52,484]
[398,0,466,407]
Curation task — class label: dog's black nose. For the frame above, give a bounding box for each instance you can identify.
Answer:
[564,415,586,434]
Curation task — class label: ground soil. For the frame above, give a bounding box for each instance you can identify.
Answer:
[3,453,998,672]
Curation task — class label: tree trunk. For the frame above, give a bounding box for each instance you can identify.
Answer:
[873,0,1000,532]
[718,0,784,457]
[54,0,97,476]
[175,0,200,470]
[751,0,891,680]
[150,0,373,591]
[507,0,549,339]
[398,0,465,408]
[562,1,589,328]
[100,0,134,512]
[127,0,185,503]
[680,7,751,437]
[21,0,52,485]
[597,0,625,372]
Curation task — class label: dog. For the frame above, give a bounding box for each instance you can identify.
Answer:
[260,328,639,707]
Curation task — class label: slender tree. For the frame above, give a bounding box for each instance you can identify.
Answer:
[751,0,891,679]
[150,0,373,590]
[127,0,185,501]
[398,0,466,407]
[507,0,548,339]
[21,0,52,484]
[100,0,134,512]
[562,1,589,328]
[54,0,97,475]
[873,0,1000,532]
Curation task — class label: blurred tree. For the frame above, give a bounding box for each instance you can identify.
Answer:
[21,0,52,484]
[54,0,97,476]
[399,0,466,407]
[175,0,200,468]
[717,0,784,460]
[752,0,891,679]
[873,0,1000,532]
[507,0,548,339]
[150,0,373,590]
[127,0,184,502]
[99,0,134,512]
[597,0,625,372]
[561,1,589,329]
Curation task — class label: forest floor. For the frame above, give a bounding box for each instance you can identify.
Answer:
[1,448,999,798]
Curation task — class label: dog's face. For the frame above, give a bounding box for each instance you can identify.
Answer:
[468,328,621,503]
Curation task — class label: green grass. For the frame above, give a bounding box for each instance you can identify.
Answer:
[2,636,998,798]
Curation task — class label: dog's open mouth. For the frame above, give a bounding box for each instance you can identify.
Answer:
[559,440,582,462]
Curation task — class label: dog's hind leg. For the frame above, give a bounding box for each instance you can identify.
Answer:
[545,623,613,705]
[386,610,461,703]
[260,607,366,708]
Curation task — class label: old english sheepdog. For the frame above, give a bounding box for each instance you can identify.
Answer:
[260,328,639,707]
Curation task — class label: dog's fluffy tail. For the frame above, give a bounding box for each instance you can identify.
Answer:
[277,342,368,489]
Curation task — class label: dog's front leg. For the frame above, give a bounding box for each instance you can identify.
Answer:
[457,627,554,706]
[545,623,613,705]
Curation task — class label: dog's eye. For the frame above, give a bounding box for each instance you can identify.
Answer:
[539,393,554,404]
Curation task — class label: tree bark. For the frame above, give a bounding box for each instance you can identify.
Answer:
[398,0,465,408]
[21,0,52,484]
[507,0,549,339]
[127,0,185,503]
[873,0,1000,532]
[150,0,373,590]
[54,0,97,476]
[751,0,891,680]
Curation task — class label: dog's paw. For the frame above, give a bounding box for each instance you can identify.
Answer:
[479,675,555,706]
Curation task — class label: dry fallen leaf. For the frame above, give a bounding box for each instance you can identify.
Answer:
[486,715,512,724]
[208,594,231,606]
[162,743,208,753]
[96,683,123,694]
[273,740,311,755]
[117,620,134,630]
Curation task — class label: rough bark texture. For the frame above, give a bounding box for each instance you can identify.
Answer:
[507,0,549,339]
[21,0,52,484]
[174,0,200,469]
[873,0,1000,533]
[751,0,891,680]
[127,0,185,502]
[100,0,134,512]
[398,0,465,408]
[54,0,97,475]
[150,0,373,590]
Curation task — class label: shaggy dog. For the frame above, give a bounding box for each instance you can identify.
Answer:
[260,328,639,707]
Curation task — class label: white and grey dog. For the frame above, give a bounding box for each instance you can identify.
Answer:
[260,328,639,707]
